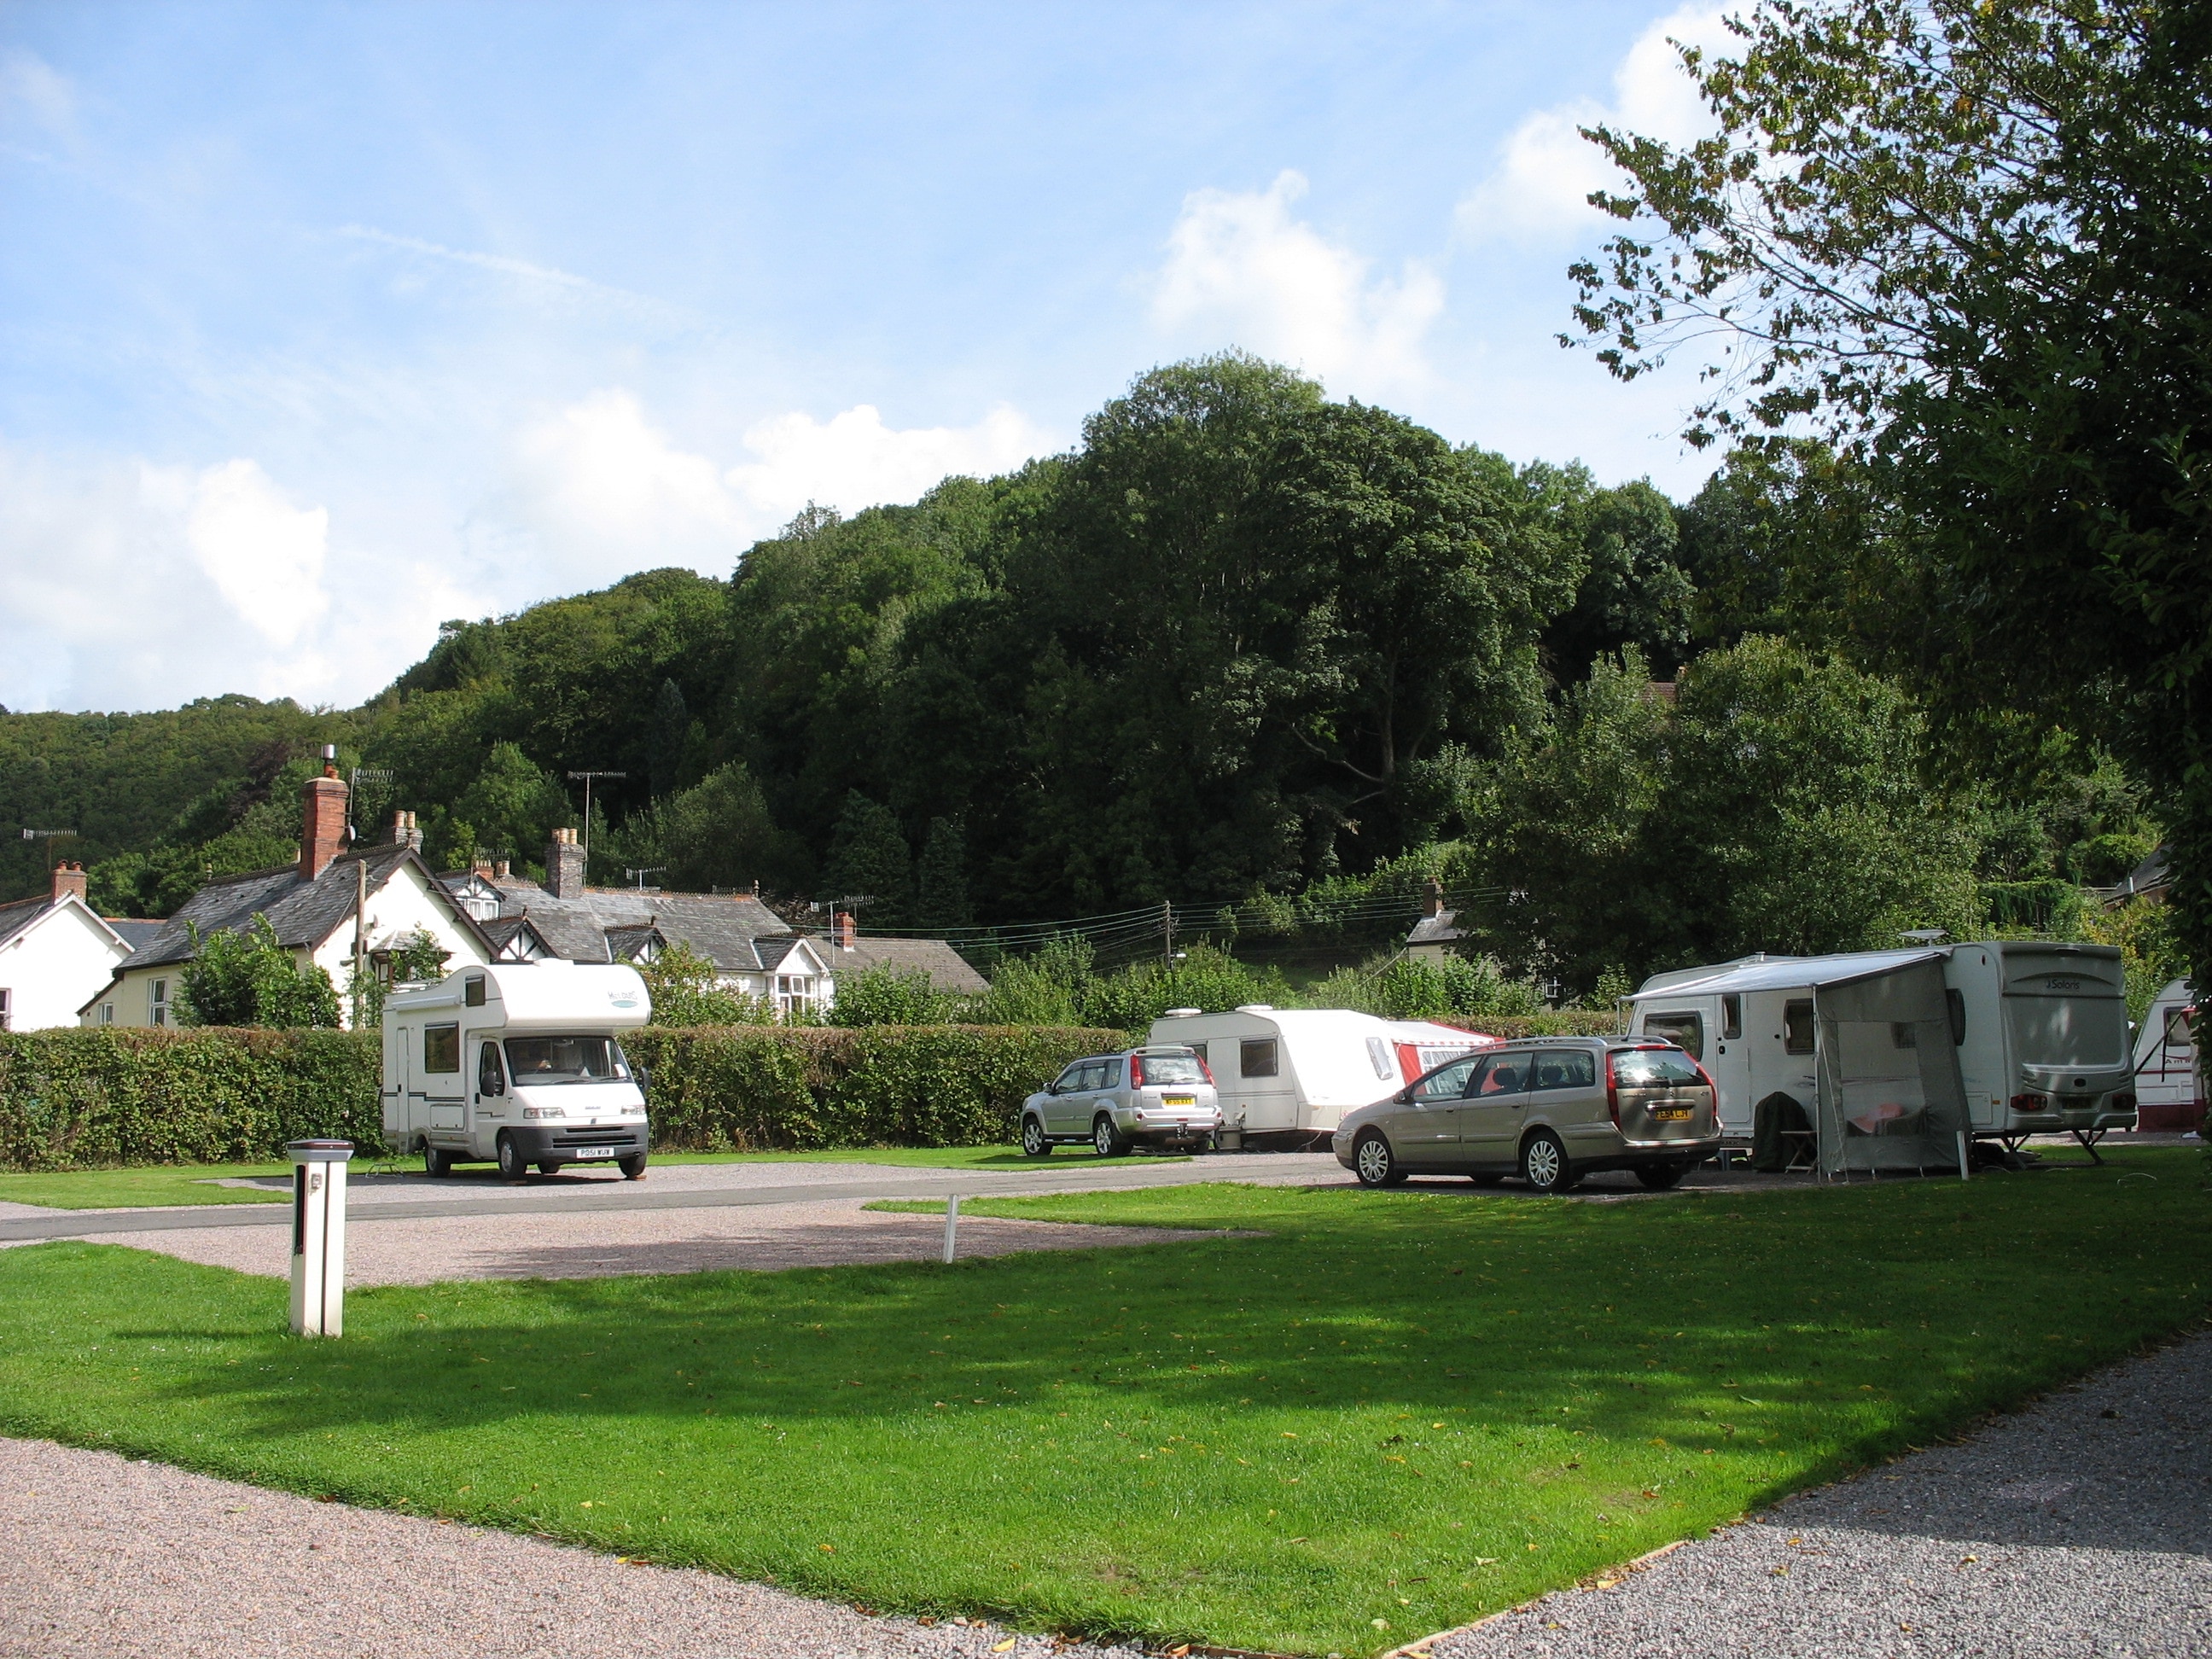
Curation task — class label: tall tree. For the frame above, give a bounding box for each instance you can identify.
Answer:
[913,815,972,930]
[820,790,913,925]
[1571,0,2212,998]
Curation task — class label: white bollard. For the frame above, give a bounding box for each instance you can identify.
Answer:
[942,1194,961,1264]
[288,1139,352,1336]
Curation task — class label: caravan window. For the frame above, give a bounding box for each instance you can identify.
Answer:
[1642,1011,1703,1061]
[1239,1038,1279,1079]
[1783,999,1815,1054]
[422,1023,461,1074]
[1721,995,1742,1039]
[1365,1035,1396,1080]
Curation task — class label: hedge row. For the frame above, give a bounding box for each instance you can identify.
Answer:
[0,1024,1127,1170]
[0,1027,383,1171]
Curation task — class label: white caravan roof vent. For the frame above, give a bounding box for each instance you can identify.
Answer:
[1234,1004,1276,1014]
[1161,1007,1202,1018]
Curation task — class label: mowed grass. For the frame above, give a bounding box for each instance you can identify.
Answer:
[0,1151,2205,1656]
[0,1144,1171,1210]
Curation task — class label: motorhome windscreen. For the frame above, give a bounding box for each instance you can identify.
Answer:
[504,1035,632,1082]
[1138,1052,1206,1085]
[1613,1049,1702,1087]
[2004,995,2128,1068]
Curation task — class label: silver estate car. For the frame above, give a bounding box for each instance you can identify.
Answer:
[1022,1045,1223,1156]
[1332,1035,1720,1193]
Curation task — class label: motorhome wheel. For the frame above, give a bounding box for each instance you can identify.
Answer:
[537,1161,560,1177]
[423,1146,451,1179]
[619,1154,647,1180]
[496,1132,528,1183]
[1522,1130,1577,1194]
[1022,1116,1051,1157]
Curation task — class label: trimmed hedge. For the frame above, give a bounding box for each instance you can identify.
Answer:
[0,1024,1128,1170]
[0,1027,382,1171]
[625,1026,1128,1150]
[1460,1011,1626,1039]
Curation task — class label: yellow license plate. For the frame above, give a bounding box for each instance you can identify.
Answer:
[1162,1094,1196,1106]
[1651,1108,1691,1122]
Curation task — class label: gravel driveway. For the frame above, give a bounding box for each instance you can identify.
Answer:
[1419,1330,2212,1659]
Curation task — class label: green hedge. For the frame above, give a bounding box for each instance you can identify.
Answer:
[0,1024,1128,1170]
[0,1027,383,1171]
[1462,1011,1626,1039]
[625,1026,1127,1150]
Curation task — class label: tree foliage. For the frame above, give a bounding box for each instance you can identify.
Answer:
[175,916,342,1030]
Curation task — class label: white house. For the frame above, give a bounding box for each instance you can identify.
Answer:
[0,864,143,1031]
[80,765,493,1030]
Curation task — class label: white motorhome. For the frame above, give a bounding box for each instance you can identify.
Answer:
[383,961,653,1181]
[2130,978,2200,1132]
[1147,1006,1495,1146]
[1627,940,2134,1145]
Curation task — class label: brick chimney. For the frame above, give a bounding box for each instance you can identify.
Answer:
[548,827,585,899]
[835,910,856,951]
[299,751,349,882]
[1422,876,1445,919]
[49,862,87,905]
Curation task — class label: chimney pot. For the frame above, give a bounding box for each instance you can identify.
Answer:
[495,859,509,879]
[300,769,350,882]
[50,862,88,905]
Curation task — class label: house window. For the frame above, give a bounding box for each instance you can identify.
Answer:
[98,1003,114,1026]
[150,979,169,1027]
[0,988,10,1032]
[773,973,817,1016]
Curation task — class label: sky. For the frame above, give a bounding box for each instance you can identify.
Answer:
[0,0,1736,714]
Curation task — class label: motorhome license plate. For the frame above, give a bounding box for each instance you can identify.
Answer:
[1162,1094,1196,1106]
[1651,1108,1691,1122]
[573,1145,615,1158]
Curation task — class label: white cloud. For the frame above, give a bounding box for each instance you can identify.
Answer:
[1150,170,1444,395]
[1459,3,1732,243]
[0,445,470,713]
[486,389,1055,585]
[725,403,1051,530]
[0,50,80,150]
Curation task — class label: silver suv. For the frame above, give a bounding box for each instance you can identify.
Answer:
[1022,1046,1223,1156]
[1333,1034,1720,1193]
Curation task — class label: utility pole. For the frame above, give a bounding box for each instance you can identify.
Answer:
[353,857,370,1029]
[1162,898,1175,966]
[566,771,626,879]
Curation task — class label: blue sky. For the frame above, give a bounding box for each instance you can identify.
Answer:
[1,0,1731,713]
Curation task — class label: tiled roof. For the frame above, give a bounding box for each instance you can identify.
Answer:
[824,935,990,996]
[118,845,480,971]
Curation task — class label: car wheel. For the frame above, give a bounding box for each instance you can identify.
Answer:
[496,1132,528,1183]
[1353,1130,1406,1188]
[618,1155,648,1180]
[423,1145,451,1179]
[1022,1115,1052,1157]
[1635,1161,1689,1190]
[1093,1115,1129,1157]
[1522,1130,1577,1194]
[1469,1171,1506,1188]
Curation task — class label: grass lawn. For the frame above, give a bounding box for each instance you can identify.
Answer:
[0,1145,1169,1210]
[0,1150,2205,1656]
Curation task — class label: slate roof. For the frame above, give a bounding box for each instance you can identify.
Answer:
[104,918,166,952]
[0,895,52,950]
[1406,908,1467,948]
[118,845,484,972]
[823,935,990,996]
[461,880,813,975]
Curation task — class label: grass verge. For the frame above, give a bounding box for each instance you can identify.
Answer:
[0,1150,2204,1656]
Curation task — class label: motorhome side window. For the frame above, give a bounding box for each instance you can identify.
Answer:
[1240,1038,1279,1079]
[1783,999,1815,1054]
[463,975,486,1007]
[1721,995,1742,1040]
[422,1024,461,1074]
[477,1041,505,1096]
[1643,1011,1703,1061]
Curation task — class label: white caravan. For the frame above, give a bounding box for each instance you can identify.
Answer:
[1627,940,2134,1144]
[383,961,653,1181]
[1148,1005,1495,1146]
[2130,979,2200,1132]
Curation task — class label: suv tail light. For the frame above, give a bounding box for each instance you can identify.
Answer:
[1129,1056,1146,1089]
[1604,1054,1621,1128]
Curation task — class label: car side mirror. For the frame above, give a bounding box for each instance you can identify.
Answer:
[1394,1089,1412,1104]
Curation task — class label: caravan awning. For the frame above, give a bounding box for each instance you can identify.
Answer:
[1637,947,1947,999]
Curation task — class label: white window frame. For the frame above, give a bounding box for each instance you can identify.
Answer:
[149,978,169,1027]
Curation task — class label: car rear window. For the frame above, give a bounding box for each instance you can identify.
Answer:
[1613,1047,1703,1087]
[1138,1052,1206,1085]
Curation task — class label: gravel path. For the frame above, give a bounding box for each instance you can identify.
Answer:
[57,1197,1235,1285]
[0,1437,1148,1659]
[1421,1330,2212,1659]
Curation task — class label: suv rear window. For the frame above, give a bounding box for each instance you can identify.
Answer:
[1613,1048,1703,1087]
[1137,1052,1206,1085]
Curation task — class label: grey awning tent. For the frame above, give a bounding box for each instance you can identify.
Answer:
[1812,955,1968,1174]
